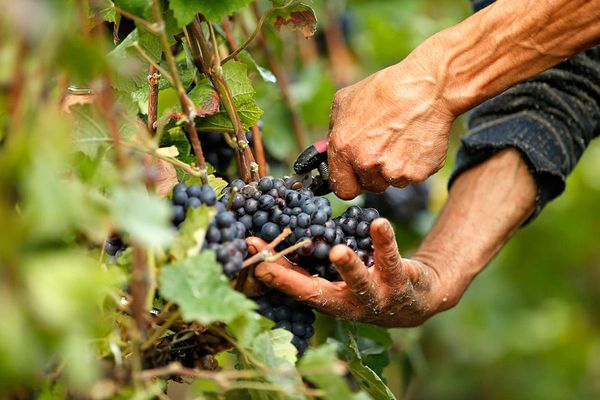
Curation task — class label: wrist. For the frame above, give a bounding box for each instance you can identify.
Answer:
[411,248,472,312]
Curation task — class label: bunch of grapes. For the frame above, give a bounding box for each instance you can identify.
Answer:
[363,183,429,225]
[198,130,254,175]
[104,236,127,258]
[111,175,384,357]
[170,182,248,278]
[255,289,315,354]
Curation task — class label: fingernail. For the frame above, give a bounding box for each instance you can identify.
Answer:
[247,245,257,254]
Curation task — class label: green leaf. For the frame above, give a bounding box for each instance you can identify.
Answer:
[159,126,195,165]
[238,51,277,83]
[169,205,215,261]
[342,325,396,400]
[112,186,176,249]
[198,61,264,131]
[108,28,161,96]
[187,82,221,116]
[254,329,298,366]
[270,3,317,38]
[71,103,140,158]
[208,174,229,196]
[113,0,151,19]
[298,342,365,400]
[169,0,254,26]
[159,251,256,325]
[250,329,302,396]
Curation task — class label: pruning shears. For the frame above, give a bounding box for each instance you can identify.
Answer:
[284,139,331,195]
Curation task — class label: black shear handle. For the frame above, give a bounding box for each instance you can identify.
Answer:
[293,139,330,195]
[293,139,328,174]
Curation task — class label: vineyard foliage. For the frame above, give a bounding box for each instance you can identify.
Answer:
[0,0,397,398]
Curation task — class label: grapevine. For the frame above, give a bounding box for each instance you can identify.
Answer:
[0,1,401,399]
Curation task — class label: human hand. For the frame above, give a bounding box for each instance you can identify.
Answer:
[247,218,458,328]
[327,47,456,199]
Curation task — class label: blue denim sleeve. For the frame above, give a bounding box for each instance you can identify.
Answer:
[448,46,600,219]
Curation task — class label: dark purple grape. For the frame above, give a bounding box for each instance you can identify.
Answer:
[356,221,370,237]
[187,184,202,198]
[258,177,274,192]
[185,197,201,209]
[260,222,280,242]
[252,211,269,228]
[172,190,188,205]
[216,211,235,228]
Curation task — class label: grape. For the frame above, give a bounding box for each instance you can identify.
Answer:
[185,197,201,209]
[105,236,126,257]
[252,211,269,228]
[216,211,235,228]
[258,177,274,192]
[172,190,188,206]
[260,222,281,242]
[186,184,203,198]
[255,289,315,355]
[363,183,428,224]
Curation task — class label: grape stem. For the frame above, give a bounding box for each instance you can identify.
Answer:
[150,0,209,185]
[251,123,267,177]
[236,227,292,291]
[188,18,259,182]
[220,7,274,64]
[147,65,160,134]
[241,229,311,268]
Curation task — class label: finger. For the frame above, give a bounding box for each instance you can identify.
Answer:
[246,236,268,255]
[245,237,296,269]
[329,245,377,304]
[255,262,350,313]
[357,170,389,193]
[370,218,404,284]
[327,145,362,200]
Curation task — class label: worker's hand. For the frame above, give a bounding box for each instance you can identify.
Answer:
[327,48,456,199]
[247,218,459,328]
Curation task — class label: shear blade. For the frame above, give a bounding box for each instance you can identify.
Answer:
[285,172,313,190]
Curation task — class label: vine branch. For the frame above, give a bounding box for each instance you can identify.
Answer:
[151,0,208,185]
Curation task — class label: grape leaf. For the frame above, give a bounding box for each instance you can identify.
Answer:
[341,324,396,400]
[197,61,264,131]
[298,342,369,400]
[169,205,215,261]
[159,126,195,165]
[169,0,254,26]
[250,329,302,396]
[238,51,277,83]
[112,186,176,249]
[187,82,221,117]
[108,29,159,95]
[113,0,151,19]
[159,251,256,325]
[270,3,317,38]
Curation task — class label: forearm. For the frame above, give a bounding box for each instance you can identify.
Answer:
[417,0,600,115]
[413,148,536,308]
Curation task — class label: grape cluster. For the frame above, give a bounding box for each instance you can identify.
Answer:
[170,182,248,278]
[105,236,127,258]
[363,183,429,225]
[256,289,315,354]
[198,130,254,174]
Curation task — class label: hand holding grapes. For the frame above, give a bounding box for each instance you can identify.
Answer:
[248,218,453,327]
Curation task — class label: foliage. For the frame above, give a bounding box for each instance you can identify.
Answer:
[2,0,598,399]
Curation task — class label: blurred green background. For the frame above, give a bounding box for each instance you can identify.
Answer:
[262,0,600,398]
